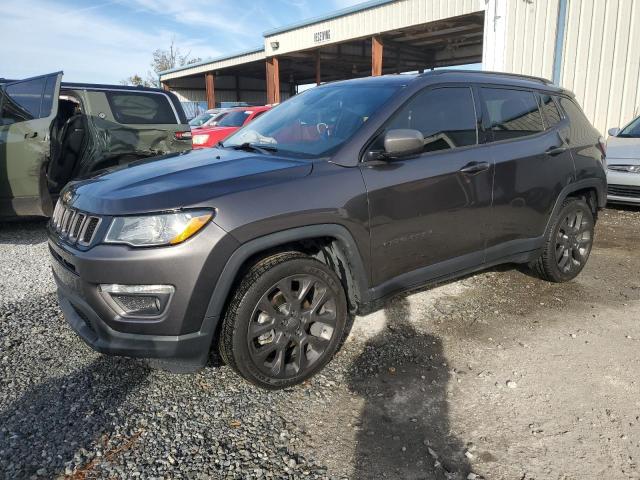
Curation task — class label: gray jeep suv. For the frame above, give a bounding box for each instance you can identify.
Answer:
[48,71,607,389]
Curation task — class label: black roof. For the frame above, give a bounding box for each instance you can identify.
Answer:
[322,70,571,96]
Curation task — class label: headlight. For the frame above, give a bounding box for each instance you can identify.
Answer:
[192,134,210,145]
[105,210,213,247]
[608,164,640,173]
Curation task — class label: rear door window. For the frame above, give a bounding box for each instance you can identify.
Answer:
[106,91,177,124]
[481,88,544,141]
[538,94,562,129]
[0,76,51,125]
[384,86,478,153]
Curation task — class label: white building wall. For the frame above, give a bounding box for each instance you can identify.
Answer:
[264,0,485,56]
[560,0,640,135]
[484,0,640,135]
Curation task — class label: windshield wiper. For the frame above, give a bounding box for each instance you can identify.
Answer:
[230,142,278,154]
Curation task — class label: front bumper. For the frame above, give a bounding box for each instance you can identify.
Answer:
[607,169,640,204]
[49,220,239,366]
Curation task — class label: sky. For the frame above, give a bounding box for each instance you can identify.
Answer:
[0,0,368,84]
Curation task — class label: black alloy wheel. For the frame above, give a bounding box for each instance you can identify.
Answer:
[219,252,349,389]
[248,274,337,379]
[531,197,595,282]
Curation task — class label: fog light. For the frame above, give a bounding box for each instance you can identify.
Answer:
[99,284,174,318]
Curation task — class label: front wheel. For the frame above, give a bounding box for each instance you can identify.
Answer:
[219,252,349,389]
[531,197,595,282]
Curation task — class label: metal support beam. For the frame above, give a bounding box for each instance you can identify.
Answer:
[266,57,280,104]
[234,75,241,102]
[371,35,383,76]
[205,72,215,109]
[315,51,321,86]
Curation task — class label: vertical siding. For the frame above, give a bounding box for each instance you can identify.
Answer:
[560,0,640,134]
[502,0,559,79]
[495,0,639,135]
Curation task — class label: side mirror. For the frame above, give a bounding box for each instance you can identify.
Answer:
[608,127,621,137]
[384,129,424,157]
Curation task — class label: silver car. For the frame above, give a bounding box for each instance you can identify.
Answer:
[607,115,640,205]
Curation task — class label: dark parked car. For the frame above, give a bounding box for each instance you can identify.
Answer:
[48,71,607,389]
[0,72,191,218]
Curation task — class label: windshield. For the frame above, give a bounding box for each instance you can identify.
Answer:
[620,116,640,138]
[218,110,251,127]
[189,113,214,126]
[223,83,400,158]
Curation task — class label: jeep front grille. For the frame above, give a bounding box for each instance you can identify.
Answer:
[51,200,102,246]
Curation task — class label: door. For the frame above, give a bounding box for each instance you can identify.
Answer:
[478,87,576,261]
[0,72,62,217]
[360,86,493,289]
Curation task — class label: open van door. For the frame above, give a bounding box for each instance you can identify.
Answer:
[0,71,62,217]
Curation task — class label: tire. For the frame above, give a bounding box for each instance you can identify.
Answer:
[219,252,349,389]
[531,197,595,282]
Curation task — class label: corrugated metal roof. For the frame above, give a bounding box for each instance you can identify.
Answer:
[262,0,400,37]
[158,47,265,76]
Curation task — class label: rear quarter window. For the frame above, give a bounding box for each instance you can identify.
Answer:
[557,96,596,143]
[106,91,177,125]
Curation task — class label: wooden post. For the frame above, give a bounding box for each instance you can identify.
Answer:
[265,57,280,104]
[205,72,215,109]
[315,51,321,86]
[371,35,383,76]
[161,82,170,91]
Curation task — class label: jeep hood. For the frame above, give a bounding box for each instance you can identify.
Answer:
[67,148,312,215]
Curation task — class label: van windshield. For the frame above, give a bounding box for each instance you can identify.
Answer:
[222,84,400,158]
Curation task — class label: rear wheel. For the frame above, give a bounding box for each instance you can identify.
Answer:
[531,197,595,282]
[219,252,348,389]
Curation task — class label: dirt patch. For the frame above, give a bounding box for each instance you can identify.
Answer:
[298,206,640,480]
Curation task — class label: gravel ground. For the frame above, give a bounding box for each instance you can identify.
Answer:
[1,206,639,480]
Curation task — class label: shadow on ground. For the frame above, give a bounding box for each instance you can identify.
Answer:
[0,357,149,478]
[347,297,471,480]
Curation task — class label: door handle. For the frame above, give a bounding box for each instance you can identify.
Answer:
[546,145,567,156]
[24,131,38,139]
[459,161,490,175]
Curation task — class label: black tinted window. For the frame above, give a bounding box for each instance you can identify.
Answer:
[539,94,562,129]
[558,97,590,129]
[0,77,47,125]
[107,92,176,124]
[386,87,477,152]
[482,88,544,141]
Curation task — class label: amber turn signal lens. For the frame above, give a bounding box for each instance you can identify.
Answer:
[169,213,212,244]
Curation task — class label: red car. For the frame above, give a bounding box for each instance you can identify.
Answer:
[191,106,271,149]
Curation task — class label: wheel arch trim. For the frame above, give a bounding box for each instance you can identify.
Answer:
[202,224,370,324]
[544,179,606,237]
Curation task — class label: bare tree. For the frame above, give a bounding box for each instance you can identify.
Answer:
[122,40,202,87]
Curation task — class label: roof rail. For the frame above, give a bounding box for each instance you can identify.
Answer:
[423,69,553,85]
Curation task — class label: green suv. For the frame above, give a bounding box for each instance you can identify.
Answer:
[0,72,191,218]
